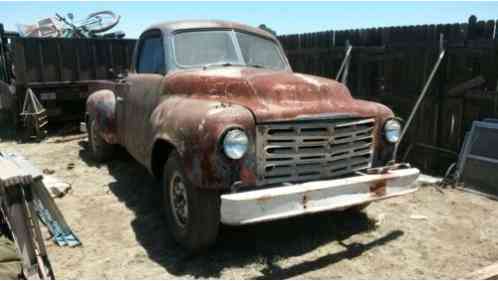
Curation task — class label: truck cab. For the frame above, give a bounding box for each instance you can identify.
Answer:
[86,20,420,253]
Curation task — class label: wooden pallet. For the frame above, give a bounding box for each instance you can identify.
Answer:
[20,88,47,141]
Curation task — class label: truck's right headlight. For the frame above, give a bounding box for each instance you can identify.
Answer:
[223,129,249,159]
[384,119,402,143]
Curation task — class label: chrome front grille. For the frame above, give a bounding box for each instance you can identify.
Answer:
[255,118,375,186]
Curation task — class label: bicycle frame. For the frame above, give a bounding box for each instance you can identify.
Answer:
[60,18,108,38]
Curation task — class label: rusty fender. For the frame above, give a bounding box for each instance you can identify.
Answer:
[149,96,257,190]
[86,89,118,144]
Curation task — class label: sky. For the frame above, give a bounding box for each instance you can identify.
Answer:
[1,1,498,38]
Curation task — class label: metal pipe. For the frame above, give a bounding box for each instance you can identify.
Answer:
[393,36,446,160]
[341,46,350,85]
[336,42,352,81]
[493,20,497,40]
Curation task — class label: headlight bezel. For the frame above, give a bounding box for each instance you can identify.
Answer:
[383,118,403,144]
[222,128,249,160]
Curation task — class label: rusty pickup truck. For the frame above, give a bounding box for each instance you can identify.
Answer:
[86,20,420,252]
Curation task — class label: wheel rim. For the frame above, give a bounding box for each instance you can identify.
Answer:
[169,171,189,228]
[90,121,100,153]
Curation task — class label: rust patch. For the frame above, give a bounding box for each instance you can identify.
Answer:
[240,165,257,185]
[302,194,309,209]
[104,21,398,192]
[257,195,273,203]
[370,180,387,197]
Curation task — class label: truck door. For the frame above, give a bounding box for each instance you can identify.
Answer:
[120,30,165,165]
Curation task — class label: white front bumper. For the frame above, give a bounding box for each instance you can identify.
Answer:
[220,167,420,225]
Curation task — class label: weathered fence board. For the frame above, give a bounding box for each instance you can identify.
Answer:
[278,18,498,175]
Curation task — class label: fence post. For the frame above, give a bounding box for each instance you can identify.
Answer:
[393,34,447,161]
[0,23,7,83]
[297,33,302,71]
[467,15,478,43]
[495,41,498,117]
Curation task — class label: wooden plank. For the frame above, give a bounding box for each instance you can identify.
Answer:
[448,75,485,96]
[466,262,498,280]
[0,152,42,188]
[0,157,32,188]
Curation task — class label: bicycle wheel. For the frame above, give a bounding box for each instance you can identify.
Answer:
[84,11,120,33]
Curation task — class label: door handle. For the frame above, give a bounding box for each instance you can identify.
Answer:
[116,96,124,102]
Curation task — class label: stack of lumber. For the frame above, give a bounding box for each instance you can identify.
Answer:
[0,151,81,279]
[0,152,42,188]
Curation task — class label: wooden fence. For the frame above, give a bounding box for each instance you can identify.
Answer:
[278,18,498,174]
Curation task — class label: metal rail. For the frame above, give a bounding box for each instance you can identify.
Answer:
[336,41,352,83]
[393,34,446,160]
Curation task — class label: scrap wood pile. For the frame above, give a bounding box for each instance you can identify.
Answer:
[0,151,81,279]
[437,118,498,199]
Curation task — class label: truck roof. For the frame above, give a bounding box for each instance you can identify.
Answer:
[145,20,277,41]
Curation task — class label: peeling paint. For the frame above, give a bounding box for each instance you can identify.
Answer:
[302,194,309,209]
[370,180,387,196]
[86,20,397,192]
[295,73,322,88]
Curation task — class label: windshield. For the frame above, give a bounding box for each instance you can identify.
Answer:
[235,32,286,70]
[173,30,287,70]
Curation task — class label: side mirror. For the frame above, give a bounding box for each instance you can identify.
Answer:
[117,69,128,80]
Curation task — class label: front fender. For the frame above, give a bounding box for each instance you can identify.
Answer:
[149,96,257,190]
[86,89,118,144]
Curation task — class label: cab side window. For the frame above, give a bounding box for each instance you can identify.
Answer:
[137,34,165,74]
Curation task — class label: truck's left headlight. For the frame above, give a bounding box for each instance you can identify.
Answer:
[223,129,249,159]
[384,119,402,143]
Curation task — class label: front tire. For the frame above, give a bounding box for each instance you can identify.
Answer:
[348,203,370,212]
[87,116,114,162]
[163,151,220,253]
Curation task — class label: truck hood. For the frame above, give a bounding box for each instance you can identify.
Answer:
[164,67,392,123]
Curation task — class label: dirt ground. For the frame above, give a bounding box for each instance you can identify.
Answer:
[1,131,498,279]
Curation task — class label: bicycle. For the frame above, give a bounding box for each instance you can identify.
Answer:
[19,11,121,39]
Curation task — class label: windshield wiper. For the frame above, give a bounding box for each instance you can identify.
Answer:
[202,62,267,70]
[202,62,242,69]
[247,64,265,69]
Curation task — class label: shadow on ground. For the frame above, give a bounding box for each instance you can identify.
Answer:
[0,121,83,143]
[78,141,403,279]
[0,124,16,142]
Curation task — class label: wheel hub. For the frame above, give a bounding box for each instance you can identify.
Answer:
[90,121,100,153]
[169,172,189,228]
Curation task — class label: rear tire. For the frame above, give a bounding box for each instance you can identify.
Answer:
[87,115,114,162]
[0,81,13,127]
[162,151,220,253]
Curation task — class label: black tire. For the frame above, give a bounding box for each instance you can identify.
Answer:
[87,115,114,162]
[163,151,220,253]
[348,203,370,212]
[0,82,11,126]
